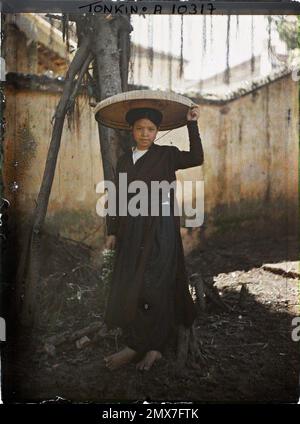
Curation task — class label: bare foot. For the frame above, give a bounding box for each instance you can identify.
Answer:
[136,350,162,371]
[104,346,138,371]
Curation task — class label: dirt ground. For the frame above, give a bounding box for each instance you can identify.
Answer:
[2,232,300,403]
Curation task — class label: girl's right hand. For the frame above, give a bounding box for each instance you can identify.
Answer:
[105,235,116,250]
[187,105,200,121]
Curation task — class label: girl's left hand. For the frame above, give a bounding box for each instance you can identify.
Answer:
[187,105,200,121]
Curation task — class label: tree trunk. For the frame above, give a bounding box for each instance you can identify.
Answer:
[91,16,131,181]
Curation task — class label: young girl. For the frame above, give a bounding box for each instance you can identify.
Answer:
[104,105,204,371]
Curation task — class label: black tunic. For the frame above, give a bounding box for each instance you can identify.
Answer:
[121,209,178,355]
[104,120,204,354]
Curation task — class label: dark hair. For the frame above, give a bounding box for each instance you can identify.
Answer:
[125,107,162,128]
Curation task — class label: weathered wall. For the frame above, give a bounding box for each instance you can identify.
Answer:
[199,55,261,91]
[130,43,187,92]
[3,85,105,248]
[3,72,298,252]
[3,15,74,76]
[3,23,38,74]
[157,74,299,250]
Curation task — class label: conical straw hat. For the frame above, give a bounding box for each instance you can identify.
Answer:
[93,90,197,131]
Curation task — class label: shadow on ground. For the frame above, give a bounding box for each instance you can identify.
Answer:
[2,232,299,403]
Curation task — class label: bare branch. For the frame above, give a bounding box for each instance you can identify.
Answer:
[20,37,93,326]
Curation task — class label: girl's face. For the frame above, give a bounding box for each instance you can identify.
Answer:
[132,118,159,150]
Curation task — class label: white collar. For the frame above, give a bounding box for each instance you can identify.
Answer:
[132,146,148,152]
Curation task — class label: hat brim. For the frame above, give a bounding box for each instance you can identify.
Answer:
[93,90,196,131]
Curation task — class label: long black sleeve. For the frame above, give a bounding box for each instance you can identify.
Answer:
[173,120,204,170]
